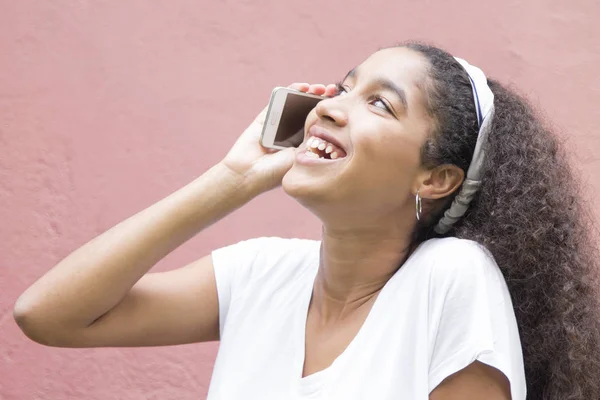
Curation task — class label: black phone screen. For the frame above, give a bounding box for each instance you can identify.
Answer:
[274,93,322,147]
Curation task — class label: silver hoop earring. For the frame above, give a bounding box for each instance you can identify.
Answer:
[415,190,423,221]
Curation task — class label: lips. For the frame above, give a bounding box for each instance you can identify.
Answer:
[306,125,347,154]
[294,125,348,165]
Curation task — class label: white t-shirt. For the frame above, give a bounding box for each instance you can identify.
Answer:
[208,237,526,399]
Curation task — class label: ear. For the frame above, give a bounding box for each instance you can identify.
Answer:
[415,164,464,200]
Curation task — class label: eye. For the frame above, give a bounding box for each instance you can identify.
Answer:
[370,96,392,113]
[333,83,394,116]
[335,83,349,96]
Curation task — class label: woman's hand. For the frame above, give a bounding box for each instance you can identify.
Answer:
[221,83,338,194]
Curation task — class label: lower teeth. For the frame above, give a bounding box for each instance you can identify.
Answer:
[305,150,331,160]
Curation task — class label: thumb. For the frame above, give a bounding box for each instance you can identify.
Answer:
[252,147,296,191]
[268,147,295,171]
[253,147,296,177]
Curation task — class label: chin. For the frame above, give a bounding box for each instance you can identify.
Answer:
[283,165,382,227]
[282,164,333,206]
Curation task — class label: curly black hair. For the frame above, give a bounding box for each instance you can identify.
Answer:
[404,42,600,399]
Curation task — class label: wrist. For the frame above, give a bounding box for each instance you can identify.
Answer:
[214,161,264,199]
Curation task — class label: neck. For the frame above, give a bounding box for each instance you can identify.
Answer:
[311,220,415,323]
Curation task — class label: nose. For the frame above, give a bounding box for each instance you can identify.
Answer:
[315,97,349,127]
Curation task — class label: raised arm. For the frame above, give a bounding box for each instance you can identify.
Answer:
[12,93,304,347]
[13,83,336,348]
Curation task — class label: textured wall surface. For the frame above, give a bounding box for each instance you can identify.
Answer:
[2,1,600,399]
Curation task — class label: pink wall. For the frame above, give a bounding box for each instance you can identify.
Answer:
[2,1,600,399]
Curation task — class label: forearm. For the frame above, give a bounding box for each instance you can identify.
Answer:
[14,162,257,331]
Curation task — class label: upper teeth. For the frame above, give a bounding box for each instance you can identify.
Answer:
[306,137,341,160]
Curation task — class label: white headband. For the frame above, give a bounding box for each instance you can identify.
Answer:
[433,57,495,234]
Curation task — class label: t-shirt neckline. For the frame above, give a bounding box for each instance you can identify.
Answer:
[293,240,428,394]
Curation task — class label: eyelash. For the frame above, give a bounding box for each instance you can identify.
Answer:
[334,82,393,114]
[334,82,347,96]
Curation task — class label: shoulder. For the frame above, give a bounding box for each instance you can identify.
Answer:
[213,236,319,256]
[420,239,525,399]
[212,236,320,281]
[414,237,503,291]
[419,237,493,264]
[221,236,320,261]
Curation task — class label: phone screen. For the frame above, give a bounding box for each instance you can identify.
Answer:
[274,92,322,147]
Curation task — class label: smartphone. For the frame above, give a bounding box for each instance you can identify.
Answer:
[260,87,324,150]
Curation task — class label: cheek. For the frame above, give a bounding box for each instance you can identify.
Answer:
[341,138,420,208]
[352,126,422,178]
[304,109,319,130]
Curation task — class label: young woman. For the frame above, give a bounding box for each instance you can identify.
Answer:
[14,43,600,399]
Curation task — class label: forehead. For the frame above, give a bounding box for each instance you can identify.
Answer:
[347,47,431,105]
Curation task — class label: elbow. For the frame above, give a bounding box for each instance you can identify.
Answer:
[13,295,66,347]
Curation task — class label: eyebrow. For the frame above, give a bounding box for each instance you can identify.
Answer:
[343,68,356,81]
[342,68,409,111]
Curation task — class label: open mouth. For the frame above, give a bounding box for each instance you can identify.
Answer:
[304,136,347,160]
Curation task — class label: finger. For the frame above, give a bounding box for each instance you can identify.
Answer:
[254,106,269,124]
[266,146,296,169]
[288,83,310,92]
[264,147,279,154]
[324,84,338,98]
[307,84,327,95]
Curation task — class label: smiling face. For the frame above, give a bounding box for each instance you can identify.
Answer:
[282,47,436,226]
